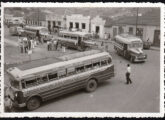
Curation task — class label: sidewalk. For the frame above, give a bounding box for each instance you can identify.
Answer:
[150,46,160,51]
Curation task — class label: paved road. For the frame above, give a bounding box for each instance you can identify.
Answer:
[4,27,160,113]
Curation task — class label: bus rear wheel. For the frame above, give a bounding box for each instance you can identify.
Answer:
[27,97,41,111]
[86,79,97,92]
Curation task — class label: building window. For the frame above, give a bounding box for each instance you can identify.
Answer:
[129,27,133,34]
[75,22,79,29]
[119,26,124,34]
[58,21,61,26]
[70,22,73,28]
[82,23,86,29]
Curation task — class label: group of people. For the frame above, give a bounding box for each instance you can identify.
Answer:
[47,40,59,51]
[18,35,38,54]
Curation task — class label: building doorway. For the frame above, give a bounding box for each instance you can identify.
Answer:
[96,26,100,34]
[153,30,160,47]
[129,27,133,34]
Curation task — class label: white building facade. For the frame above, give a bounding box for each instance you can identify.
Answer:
[46,14,66,31]
[91,16,106,39]
[66,14,90,33]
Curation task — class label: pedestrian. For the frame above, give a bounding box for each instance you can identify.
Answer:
[18,36,23,53]
[47,41,51,51]
[56,40,59,50]
[23,37,28,53]
[125,64,132,84]
[53,40,57,50]
[30,38,34,49]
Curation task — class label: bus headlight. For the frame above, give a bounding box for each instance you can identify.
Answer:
[15,92,18,97]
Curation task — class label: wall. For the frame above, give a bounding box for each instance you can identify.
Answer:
[108,24,160,44]
[91,16,106,39]
[66,14,90,33]
[46,14,65,29]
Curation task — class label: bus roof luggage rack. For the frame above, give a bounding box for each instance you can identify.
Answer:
[58,50,102,61]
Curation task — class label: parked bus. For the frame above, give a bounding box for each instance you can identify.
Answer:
[55,30,97,51]
[6,50,114,111]
[114,34,147,62]
[22,26,53,42]
[9,25,24,36]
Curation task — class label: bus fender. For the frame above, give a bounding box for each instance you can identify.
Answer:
[26,94,43,103]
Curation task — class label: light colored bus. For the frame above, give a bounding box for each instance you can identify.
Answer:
[114,34,147,62]
[9,26,24,36]
[6,50,114,111]
[55,30,97,51]
[22,26,53,42]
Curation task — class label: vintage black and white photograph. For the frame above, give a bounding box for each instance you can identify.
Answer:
[0,3,164,118]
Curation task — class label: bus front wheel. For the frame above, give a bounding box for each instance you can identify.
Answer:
[86,79,97,92]
[27,97,41,111]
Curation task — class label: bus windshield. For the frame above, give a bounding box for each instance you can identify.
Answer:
[9,78,20,89]
[129,42,143,48]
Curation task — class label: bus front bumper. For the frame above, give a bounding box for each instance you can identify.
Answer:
[13,101,26,108]
[134,57,147,62]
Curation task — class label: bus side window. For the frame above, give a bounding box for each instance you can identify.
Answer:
[76,66,85,73]
[48,73,58,81]
[42,75,48,82]
[25,79,37,88]
[108,58,112,64]
[85,64,93,70]
[58,69,66,78]
[93,62,100,68]
[67,67,75,75]
[101,60,107,66]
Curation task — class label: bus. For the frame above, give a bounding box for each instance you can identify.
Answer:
[6,50,114,111]
[114,34,147,62]
[22,26,53,42]
[55,30,97,51]
[9,26,24,36]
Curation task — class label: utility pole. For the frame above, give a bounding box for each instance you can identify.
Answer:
[135,8,139,36]
[37,8,40,26]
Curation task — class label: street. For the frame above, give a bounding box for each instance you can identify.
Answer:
[4,26,160,113]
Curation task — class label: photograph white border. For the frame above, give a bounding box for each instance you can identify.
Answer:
[0,2,164,118]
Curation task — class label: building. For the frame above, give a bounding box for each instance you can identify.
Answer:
[66,14,90,33]
[46,14,66,32]
[91,16,106,39]
[108,10,160,46]
[91,16,115,39]
[4,14,13,24]
[25,11,46,27]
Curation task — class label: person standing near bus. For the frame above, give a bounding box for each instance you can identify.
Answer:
[18,35,23,53]
[53,40,57,50]
[126,64,132,84]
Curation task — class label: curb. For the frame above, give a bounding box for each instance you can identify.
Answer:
[150,47,160,51]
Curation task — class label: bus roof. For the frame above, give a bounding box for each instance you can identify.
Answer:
[58,50,101,61]
[24,26,47,31]
[115,34,142,44]
[59,30,91,37]
[7,51,110,80]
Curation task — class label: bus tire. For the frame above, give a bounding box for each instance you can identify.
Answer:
[85,79,97,92]
[26,97,41,111]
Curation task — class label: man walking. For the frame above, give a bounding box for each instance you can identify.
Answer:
[126,64,132,84]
